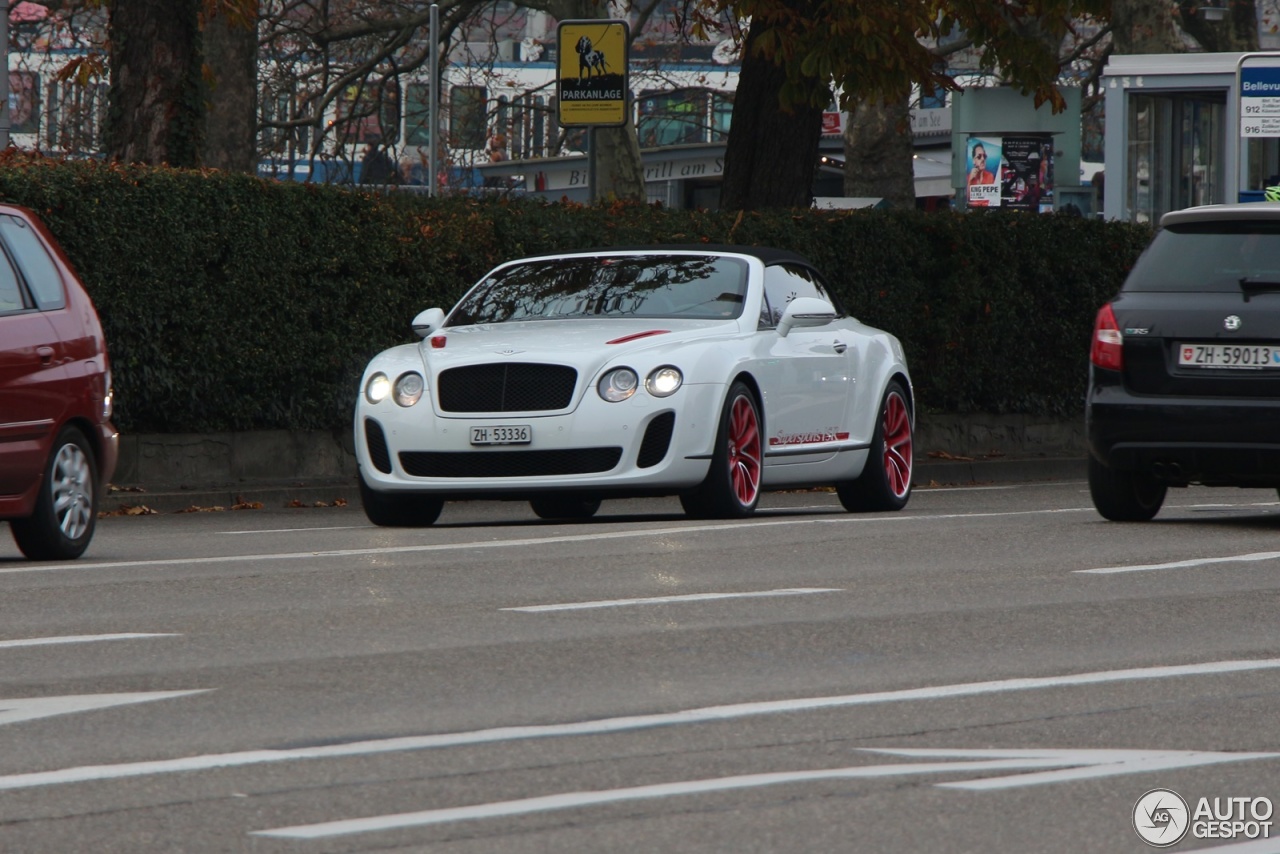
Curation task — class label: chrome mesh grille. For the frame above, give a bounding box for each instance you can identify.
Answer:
[437,363,577,413]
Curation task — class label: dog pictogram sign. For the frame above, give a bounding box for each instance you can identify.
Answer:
[556,20,629,127]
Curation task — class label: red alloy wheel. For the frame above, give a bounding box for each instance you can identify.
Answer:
[727,394,762,506]
[882,390,913,498]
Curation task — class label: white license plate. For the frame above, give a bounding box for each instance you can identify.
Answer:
[1177,343,1280,369]
[470,425,532,445]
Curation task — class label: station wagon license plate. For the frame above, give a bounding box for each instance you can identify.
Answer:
[1178,343,1280,369]
[470,425,532,445]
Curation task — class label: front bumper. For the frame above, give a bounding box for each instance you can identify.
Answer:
[355,383,723,497]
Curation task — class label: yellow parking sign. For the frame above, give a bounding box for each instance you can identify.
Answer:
[557,20,629,127]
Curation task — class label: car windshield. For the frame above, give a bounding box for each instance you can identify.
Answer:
[447,255,749,325]
[1125,220,1280,292]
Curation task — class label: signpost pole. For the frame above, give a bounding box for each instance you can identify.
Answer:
[429,3,440,198]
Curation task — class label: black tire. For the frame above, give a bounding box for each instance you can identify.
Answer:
[11,426,99,560]
[529,495,602,520]
[679,381,762,519]
[1088,456,1166,521]
[837,380,913,512]
[359,471,444,527]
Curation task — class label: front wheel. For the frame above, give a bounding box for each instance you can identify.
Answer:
[11,426,99,560]
[1088,456,1166,521]
[680,381,762,519]
[837,380,913,512]
[530,495,602,520]
[359,472,444,527]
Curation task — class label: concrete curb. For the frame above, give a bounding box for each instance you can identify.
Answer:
[101,458,1086,515]
[102,418,1088,514]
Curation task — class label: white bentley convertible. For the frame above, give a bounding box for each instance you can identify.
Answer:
[355,246,913,525]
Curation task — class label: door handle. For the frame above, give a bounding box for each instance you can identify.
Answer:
[37,346,55,364]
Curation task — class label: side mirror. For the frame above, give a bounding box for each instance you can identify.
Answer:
[411,307,447,339]
[777,296,837,337]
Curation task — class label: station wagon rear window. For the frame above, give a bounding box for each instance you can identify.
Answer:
[447,255,749,325]
[1125,220,1280,293]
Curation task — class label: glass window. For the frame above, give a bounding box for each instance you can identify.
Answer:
[405,82,433,147]
[1123,220,1280,293]
[8,71,40,136]
[638,89,708,147]
[761,264,842,328]
[0,216,64,311]
[449,85,487,149]
[1126,92,1225,224]
[337,80,400,145]
[0,250,24,314]
[448,255,749,325]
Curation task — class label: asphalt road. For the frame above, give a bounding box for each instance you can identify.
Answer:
[1,480,1279,853]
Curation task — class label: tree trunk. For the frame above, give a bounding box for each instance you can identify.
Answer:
[105,0,203,167]
[719,18,825,211]
[200,8,258,173]
[593,123,646,202]
[842,97,915,209]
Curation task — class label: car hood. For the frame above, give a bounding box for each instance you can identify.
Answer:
[421,318,737,369]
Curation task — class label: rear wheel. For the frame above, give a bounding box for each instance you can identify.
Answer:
[11,426,99,560]
[680,381,762,519]
[837,380,913,512]
[1088,456,1166,521]
[359,471,444,527]
[530,495,602,520]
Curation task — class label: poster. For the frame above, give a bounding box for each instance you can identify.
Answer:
[965,134,1055,212]
[964,137,1001,208]
[1000,135,1055,213]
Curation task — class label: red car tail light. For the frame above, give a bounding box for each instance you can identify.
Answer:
[1091,303,1123,371]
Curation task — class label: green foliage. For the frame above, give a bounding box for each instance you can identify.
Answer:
[0,155,1151,432]
[718,0,1111,113]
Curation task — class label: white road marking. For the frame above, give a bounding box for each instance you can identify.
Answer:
[1078,550,1280,575]
[0,690,209,728]
[2,507,1096,574]
[1,658,1275,791]
[0,633,177,649]
[503,588,843,612]
[253,748,1280,839]
[220,526,371,535]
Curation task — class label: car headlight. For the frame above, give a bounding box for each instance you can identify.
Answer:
[598,367,639,402]
[394,372,425,407]
[365,372,391,404]
[645,366,683,397]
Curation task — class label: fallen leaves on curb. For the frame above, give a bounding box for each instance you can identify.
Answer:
[232,500,265,510]
[100,504,158,517]
[176,505,226,514]
[107,484,147,494]
[288,498,350,508]
[927,450,974,461]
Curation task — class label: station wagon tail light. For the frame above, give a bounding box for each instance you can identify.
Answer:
[365,372,391,404]
[645,366,683,397]
[598,367,639,402]
[394,372,425,407]
[1091,304,1124,371]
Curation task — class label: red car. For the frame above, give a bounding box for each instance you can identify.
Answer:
[0,204,117,559]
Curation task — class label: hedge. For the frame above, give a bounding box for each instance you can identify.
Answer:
[0,152,1153,433]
